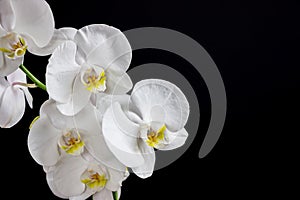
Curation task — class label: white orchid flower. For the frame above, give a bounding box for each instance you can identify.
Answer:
[0,68,32,128]
[46,155,128,200]
[102,79,190,178]
[46,24,133,116]
[0,0,55,76]
[28,99,125,171]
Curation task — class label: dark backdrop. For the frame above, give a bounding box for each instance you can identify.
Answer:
[1,0,298,199]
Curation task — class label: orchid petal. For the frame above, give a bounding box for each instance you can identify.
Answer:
[0,26,5,37]
[102,102,144,167]
[132,140,155,179]
[39,99,71,130]
[70,189,94,200]
[28,116,61,166]
[43,166,52,173]
[0,0,15,31]
[105,68,133,95]
[131,79,190,132]
[21,87,33,108]
[72,102,100,134]
[0,51,23,76]
[95,94,130,121]
[0,76,8,93]
[75,24,131,72]
[125,110,144,124]
[46,156,87,197]
[93,188,114,200]
[0,86,24,128]
[106,168,127,191]
[117,187,122,199]
[86,31,131,73]
[12,0,54,47]
[84,133,126,172]
[46,41,80,104]
[56,73,91,116]
[158,128,188,151]
[6,68,25,83]
[7,69,32,108]
[25,27,77,56]
[47,177,69,199]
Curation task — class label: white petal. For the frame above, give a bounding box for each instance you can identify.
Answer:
[0,51,23,76]
[7,70,32,108]
[75,24,131,72]
[46,41,80,103]
[0,0,15,31]
[46,156,88,197]
[43,166,52,173]
[56,73,91,116]
[159,128,188,151]
[0,53,4,75]
[40,99,72,130]
[25,27,77,56]
[21,87,33,108]
[47,177,69,199]
[0,76,8,93]
[0,86,24,128]
[105,69,133,95]
[28,116,61,166]
[70,189,94,200]
[0,25,5,37]
[72,102,100,133]
[84,133,126,172]
[132,140,155,179]
[12,0,54,47]
[125,110,144,124]
[95,94,130,121]
[102,102,144,167]
[93,189,113,200]
[131,79,190,132]
[117,187,122,199]
[0,27,5,37]
[6,68,25,83]
[106,168,127,191]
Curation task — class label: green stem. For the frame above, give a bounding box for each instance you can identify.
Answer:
[19,64,46,91]
[113,192,118,200]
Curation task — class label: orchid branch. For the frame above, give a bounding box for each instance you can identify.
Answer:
[19,64,47,91]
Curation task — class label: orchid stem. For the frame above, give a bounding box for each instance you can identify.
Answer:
[113,192,118,200]
[19,64,46,91]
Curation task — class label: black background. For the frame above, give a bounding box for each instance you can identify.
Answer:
[1,0,298,199]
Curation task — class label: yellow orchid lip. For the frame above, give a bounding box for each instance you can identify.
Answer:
[81,169,107,190]
[0,33,27,59]
[58,129,85,155]
[81,67,106,93]
[146,124,166,148]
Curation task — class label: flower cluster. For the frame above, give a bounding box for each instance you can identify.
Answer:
[0,1,190,199]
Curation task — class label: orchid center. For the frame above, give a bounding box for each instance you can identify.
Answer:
[81,169,107,191]
[146,124,166,148]
[81,67,106,93]
[58,129,85,155]
[0,33,27,59]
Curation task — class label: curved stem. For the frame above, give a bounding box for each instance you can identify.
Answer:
[19,64,46,91]
[113,192,118,200]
